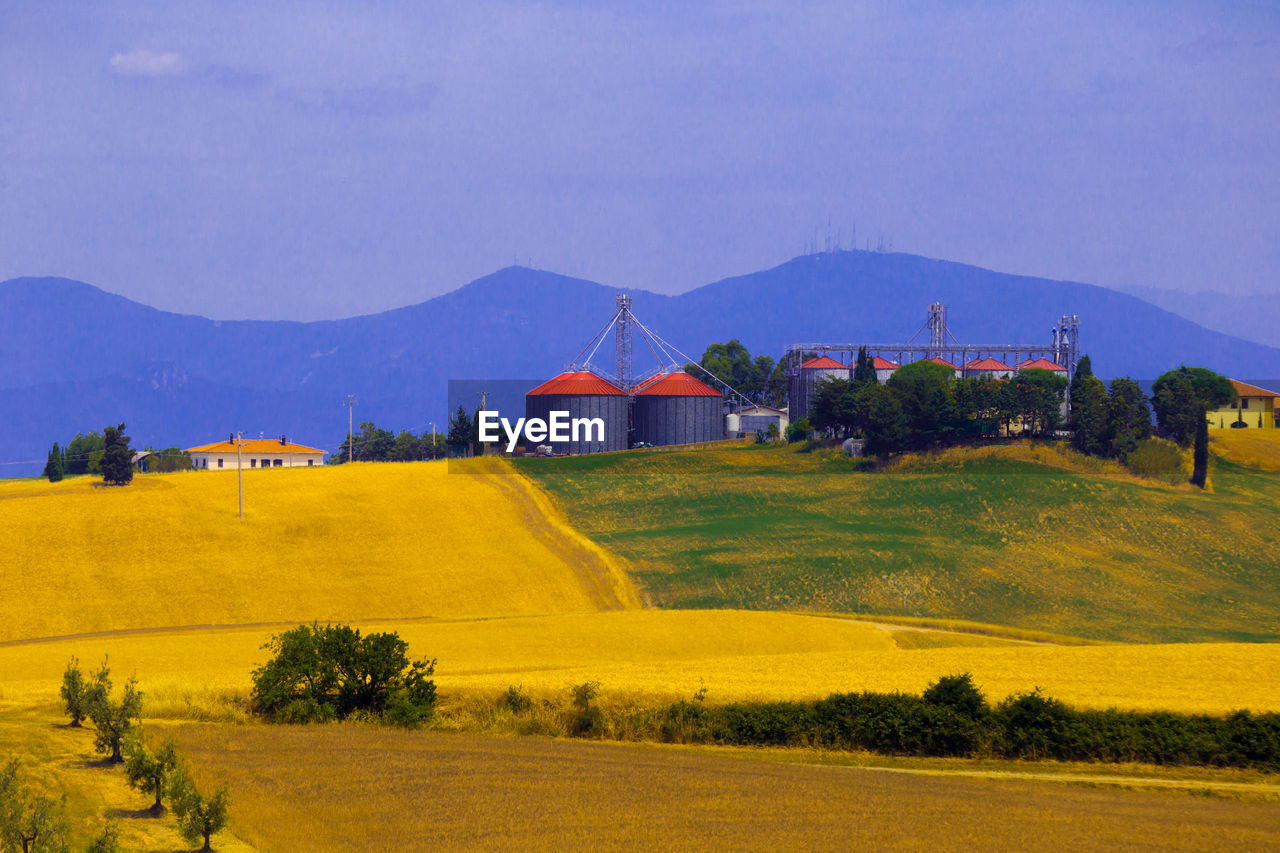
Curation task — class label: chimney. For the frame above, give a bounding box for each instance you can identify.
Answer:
[229,432,235,444]
[280,434,287,446]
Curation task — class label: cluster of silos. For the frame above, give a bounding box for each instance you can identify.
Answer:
[787,356,850,422]
[633,371,724,446]
[524,371,629,454]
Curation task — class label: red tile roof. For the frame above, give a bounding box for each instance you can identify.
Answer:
[1229,379,1280,400]
[966,357,1013,371]
[872,357,899,369]
[634,371,723,397]
[1018,358,1067,372]
[801,356,848,370]
[527,371,627,396]
[923,356,959,369]
[186,439,325,454]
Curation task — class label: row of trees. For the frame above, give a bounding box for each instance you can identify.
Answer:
[807,350,1069,456]
[51,656,229,851]
[1065,357,1153,460]
[690,340,786,407]
[44,425,137,485]
[331,421,451,463]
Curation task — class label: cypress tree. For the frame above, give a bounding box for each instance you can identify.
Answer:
[44,442,64,482]
[1191,408,1208,489]
[100,423,134,486]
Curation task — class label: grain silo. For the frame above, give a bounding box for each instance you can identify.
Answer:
[633,371,724,446]
[524,371,628,454]
[787,355,850,422]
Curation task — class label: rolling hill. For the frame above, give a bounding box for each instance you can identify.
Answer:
[6,251,1280,475]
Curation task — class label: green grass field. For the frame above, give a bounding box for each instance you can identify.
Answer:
[516,442,1280,643]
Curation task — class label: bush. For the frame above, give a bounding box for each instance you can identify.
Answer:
[784,418,810,444]
[1123,438,1185,484]
[502,685,532,713]
[251,623,437,726]
[568,681,604,737]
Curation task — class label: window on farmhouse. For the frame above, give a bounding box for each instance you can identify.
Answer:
[250,459,256,468]
[217,458,223,468]
[308,459,314,466]
[273,459,283,467]
[1243,399,1250,409]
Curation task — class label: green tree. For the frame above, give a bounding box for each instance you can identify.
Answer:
[99,423,133,486]
[251,623,437,725]
[852,346,877,385]
[863,386,910,457]
[1106,378,1152,459]
[694,340,769,402]
[1068,374,1110,456]
[168,767,229,853]
[64,432,105,476]
[1067,354,1093,408]
[390,430,423,461]
[808,377,853,437]
[42,443,63,483]
[784,417,810,444]
[1011,369,1068,437]
[59,657,87,727]
[1191,407,1209,489]
[86,659,141,763]
[85,822,121,853]
[0,759,71,853]
[447,406,474,456]
[1152,367,1235,446]
[145,447,193,473]
[886,360,960,448]
[123,737,179,814]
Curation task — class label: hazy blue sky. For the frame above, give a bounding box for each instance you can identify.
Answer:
[2,1,1277,320]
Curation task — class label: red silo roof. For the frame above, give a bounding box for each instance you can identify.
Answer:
[527,371,627,396]
[966,357,1013,371]
[872,357,899,369]
[1017,358,1067,372]
[634,371,722,397]
[924,356,960,369]
[801,356,847,370]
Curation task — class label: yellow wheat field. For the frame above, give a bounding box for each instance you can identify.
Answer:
[0,460,638,642]
[1210,428,1280,471]
[2,611,1279,715]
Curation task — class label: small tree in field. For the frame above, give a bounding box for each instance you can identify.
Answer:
[123,737,179,814]
[86,659,141,763]
[59,657,88,727]
[43,443,63,483]
[99,423,133,486]
[168,767,229,853]
[0,759,71,853]
[1191,408,1209,489]
[85,822,122,853]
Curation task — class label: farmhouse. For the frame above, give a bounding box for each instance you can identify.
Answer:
[186,436,326,470]
[1209,380,1279,429]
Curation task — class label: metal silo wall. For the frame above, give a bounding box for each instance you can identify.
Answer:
[635,396,724,446]
[525,394,627,454]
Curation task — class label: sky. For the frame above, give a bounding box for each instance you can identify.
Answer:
[1,1,1277,321]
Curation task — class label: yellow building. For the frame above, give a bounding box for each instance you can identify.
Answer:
[1209,379,1278,429]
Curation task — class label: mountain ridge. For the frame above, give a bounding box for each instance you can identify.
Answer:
[6,251,1280,476]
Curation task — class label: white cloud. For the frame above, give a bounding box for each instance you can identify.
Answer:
[108,49,188,78]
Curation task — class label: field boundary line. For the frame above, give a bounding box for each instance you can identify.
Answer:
[840,763,1280,794]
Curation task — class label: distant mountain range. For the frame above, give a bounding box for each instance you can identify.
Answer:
[6,250,1280,477]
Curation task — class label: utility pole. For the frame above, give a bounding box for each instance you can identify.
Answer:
[344,394,357,463]
[430,422,436,458]
[236,431,243,519]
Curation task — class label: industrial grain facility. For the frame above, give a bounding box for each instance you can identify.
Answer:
[785,303,1080,421]
[523,295,736,454]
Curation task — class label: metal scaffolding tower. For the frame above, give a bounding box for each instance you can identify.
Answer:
[615,293,633,390]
